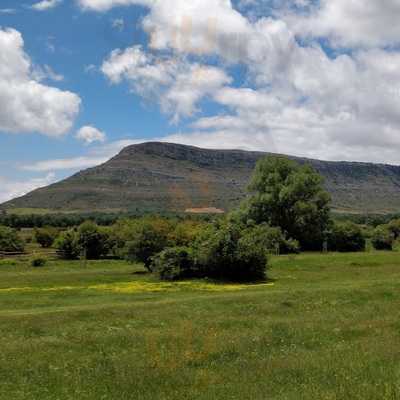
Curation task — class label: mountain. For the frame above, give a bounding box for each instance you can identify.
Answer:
[3,142,400,214]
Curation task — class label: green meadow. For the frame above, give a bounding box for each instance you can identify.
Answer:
[1,252,400,399]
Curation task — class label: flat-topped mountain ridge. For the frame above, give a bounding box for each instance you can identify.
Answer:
[3,142,400,214]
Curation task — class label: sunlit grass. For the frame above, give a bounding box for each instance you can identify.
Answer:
[1,252,400,399]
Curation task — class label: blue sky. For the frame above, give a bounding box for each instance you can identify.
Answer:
[1,1,172,176]
[2,0,400,202]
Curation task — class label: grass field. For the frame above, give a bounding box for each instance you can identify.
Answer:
[1,252,400,399]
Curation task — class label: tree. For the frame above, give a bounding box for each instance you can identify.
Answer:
[123,220,169,271]
[0,226,24,252]
[371,225,395,251]
[169,220,208,247]
[243,156,331,250]
[55,229,80,260]
[76,221,109,260]
[34,227,59,248]
[329,222,366,252]
[387,219,400,240]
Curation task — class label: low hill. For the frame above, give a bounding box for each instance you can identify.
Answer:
[3,142,400,214]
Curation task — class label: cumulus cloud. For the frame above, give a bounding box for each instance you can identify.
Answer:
[86,0,400,164]
[102,46,231,121]
[0,173,56,203]
[0,28,81,137]
[32,0,62,11]
[76,125,107,144]
[282,0,400,48]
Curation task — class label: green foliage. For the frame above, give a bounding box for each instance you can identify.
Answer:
[76,221,109,260]
[329,222,366,252]
[194,220,268,282]
[31,257,47,268]
[152,247,195,281]
[243,156,331,250]
[387,219,400,240]
[371,225,395,251]
[122,218,171,271]
[55,229,80,260]
[0,226,25,252]
[34,227,59,248]
[242,223,300,255]
[169,220,208,247]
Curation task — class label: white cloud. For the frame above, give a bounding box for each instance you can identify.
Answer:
[76,125,107,144]
[0,173,56,203]
[84,64,97,74]
[87,0,400,164]
[20,138,140,172]
[102,46,231,121]
[282,0,400,48]
[111,18,125,31]
[21,156,109,172]
[32,0,62,11]
[0,28,81,137]
[78,0,152,12]
[0,8,17,14]
[32,64,64,82]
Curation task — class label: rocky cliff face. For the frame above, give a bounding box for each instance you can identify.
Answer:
[3,142,400,214]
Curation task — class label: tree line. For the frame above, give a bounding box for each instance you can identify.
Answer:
[1,156,399,281]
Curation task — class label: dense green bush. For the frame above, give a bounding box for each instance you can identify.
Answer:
[55,229,80,260]
[122,219,170,271]
[329,222,366,252]
[0,226,25,252]
[194,221,268,282]
[371,225,395,251]
[55,222,111,260]
[34,227,59,248]
[242,156,331,251]
[31,257,47,268]
[152,246,195,281]
[76,221,109,260]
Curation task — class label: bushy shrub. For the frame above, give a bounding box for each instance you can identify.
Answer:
[77,221,109,260]
[122,219,170,271]
[55,222,110,260]
[371,225,395,251]
[55,229,80,260]
[34,227,59,248]
[31,257,47,268]
[152,246,195,280]
[329,222,366,252]
[0,226,25,252]
[194,221,268,282]
[387,219,400,240]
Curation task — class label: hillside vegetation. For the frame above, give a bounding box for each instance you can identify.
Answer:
[4,142,400,214]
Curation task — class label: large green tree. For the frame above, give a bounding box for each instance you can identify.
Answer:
[242,156,331,250]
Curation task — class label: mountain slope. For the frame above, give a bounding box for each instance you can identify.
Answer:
[3,142,400,214]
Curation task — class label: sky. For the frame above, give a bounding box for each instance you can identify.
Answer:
[2,0,400,203]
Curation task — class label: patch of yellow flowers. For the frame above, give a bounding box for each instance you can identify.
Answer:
[0,281,274,294]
